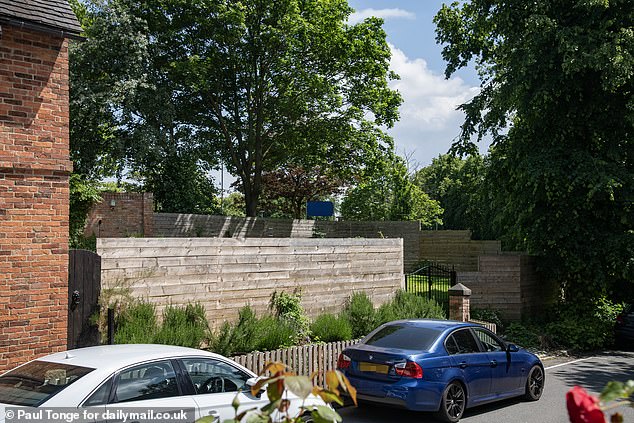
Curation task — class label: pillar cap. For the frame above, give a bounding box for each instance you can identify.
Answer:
[449,283,471,296]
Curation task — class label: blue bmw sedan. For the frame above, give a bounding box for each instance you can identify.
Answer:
[337,320,544,422]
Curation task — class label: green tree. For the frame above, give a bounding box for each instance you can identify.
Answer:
[69,0,220,213]
[168,0,402,216]
[259,165,343,219]
[341,156,443,226]
[435,0,634,303]
[415,154,499,239]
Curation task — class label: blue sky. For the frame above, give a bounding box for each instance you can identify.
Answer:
[347,1,484,168]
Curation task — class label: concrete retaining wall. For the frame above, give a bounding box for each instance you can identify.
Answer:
[97,238,404,328]
[457,254,557,321]
[419,230,501,271]
[153,213,421,272]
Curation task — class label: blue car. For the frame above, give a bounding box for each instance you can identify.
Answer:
[337,320,544,422]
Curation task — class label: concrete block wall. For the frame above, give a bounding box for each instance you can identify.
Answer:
[85,192,154,238]
[98,238,404,328]
[457,254,556,321]
[155,214,420,271]
[0,26,71,370]
[419,230,502,271]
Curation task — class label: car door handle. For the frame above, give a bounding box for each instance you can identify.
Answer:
[208,410,220,423]
[490,360,498,368]
[459,362,468,369]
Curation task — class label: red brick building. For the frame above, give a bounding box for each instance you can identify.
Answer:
[0,1,81,370]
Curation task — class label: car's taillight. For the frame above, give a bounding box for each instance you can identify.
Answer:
[337,353,351,369]
[394,361,423,379]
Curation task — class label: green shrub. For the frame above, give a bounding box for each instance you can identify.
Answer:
[255,316,296,351]
[114,301,158,344]
[269,289,311,342]
[375,290,446,326]
[310,314,353,342]
[153,303,210,348]
[209,306,260,356]
[544,298,624,351]
[471,308,504,330]
[502,322,542,349]
[344,292,376,338]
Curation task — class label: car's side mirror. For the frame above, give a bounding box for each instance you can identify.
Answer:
[506,343,520,353]
[246,377,265,398]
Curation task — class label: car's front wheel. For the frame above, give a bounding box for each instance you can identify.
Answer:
[524,365,544,401]
[435,381,466,422]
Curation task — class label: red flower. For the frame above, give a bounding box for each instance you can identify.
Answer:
[566,386,606,423]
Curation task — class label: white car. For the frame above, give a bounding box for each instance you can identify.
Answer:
[0,344,326,422]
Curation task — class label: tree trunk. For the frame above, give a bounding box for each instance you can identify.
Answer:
[243,178,260,217]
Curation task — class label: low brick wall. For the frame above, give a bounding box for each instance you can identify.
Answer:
[85,193,153,238]
[457,254,557,321]
[97,238,404,328]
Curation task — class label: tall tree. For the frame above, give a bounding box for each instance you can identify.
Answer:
[69,0,219,212]
[168,0,402,216]
[435,0,634,302]
[341,155,443,226]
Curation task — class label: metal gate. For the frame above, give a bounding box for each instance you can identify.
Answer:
[68,249,101,349]
[405,262,456,314]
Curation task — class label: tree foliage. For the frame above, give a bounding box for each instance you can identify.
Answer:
[258,165,343,219]
[166,0,402,216]
[341,156,443,226]
[70,0,401,218]
[435,0,634,303]
[415,154,499,239]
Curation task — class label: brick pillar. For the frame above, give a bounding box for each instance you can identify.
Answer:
[449,283,472,322]
[142,193,154,237]
[0,26,72,371]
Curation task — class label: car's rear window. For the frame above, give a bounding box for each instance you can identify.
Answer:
[0,361,94,406]
[365,324,441,350]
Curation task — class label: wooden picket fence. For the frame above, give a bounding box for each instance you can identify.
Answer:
[231,340,358,386]
[230,320,496,387]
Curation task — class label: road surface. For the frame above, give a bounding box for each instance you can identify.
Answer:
[338,351,634,423]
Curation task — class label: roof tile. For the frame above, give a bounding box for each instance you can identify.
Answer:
[0,0,82,35]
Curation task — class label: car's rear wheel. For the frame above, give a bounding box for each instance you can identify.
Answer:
[435,381,466,423]
[524,365,544,401]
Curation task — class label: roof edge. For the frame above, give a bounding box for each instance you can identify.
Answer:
[0,16,84,40]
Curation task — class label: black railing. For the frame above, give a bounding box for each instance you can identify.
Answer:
[405,262,456,315]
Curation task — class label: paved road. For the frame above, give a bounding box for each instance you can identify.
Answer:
[338,351,634,423]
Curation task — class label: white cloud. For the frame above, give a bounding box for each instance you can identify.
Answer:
[348,8,416,25]
[386,45,483,166]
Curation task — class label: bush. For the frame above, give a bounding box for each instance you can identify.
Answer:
[255,316,296,351]
[269,289,311,342]
[310,314,353,342]
[344,292,376,338]
[114,301,158,344]
[209,306,260,356]
[502,322,542,349]
[471,307,504,330]
[375,290,446,326]
[153,303,210,348]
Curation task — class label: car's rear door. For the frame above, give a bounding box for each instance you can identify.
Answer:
[445,329,492,404]
[177,357,268,422]
[104,360,197,423]
[472,328,523,395]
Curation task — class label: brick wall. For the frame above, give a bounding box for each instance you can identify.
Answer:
[0,26,71,370]
[457,254,557,321]
[98,238,404,328]
[84,192,153,238]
